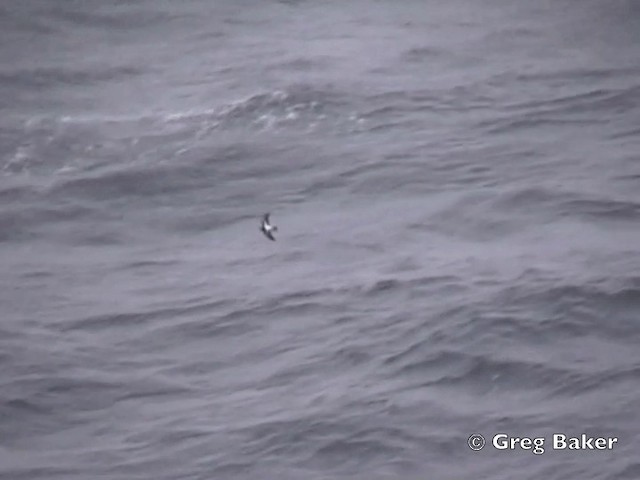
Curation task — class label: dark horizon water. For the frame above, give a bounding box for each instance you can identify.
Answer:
[1,1,640,479]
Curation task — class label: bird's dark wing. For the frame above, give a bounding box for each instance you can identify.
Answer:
[265,230,276,241]
[263,213,270,224]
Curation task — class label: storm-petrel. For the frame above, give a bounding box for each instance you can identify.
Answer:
[260,213,277,241]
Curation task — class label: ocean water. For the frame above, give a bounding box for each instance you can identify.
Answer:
[1,1,640,479]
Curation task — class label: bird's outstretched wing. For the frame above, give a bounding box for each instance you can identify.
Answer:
[263,213,270,224]
[265,230,276,241]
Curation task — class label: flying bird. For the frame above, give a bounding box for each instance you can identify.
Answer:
[260,213,278,241]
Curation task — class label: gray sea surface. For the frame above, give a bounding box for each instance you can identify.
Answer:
[1,1,640,479]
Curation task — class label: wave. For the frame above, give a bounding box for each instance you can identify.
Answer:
[48,7,177,30]
[3,84,362,177]
[0,65,146,89]
[492,187,640,223]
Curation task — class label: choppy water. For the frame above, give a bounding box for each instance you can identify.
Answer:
[1,1,640,479]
